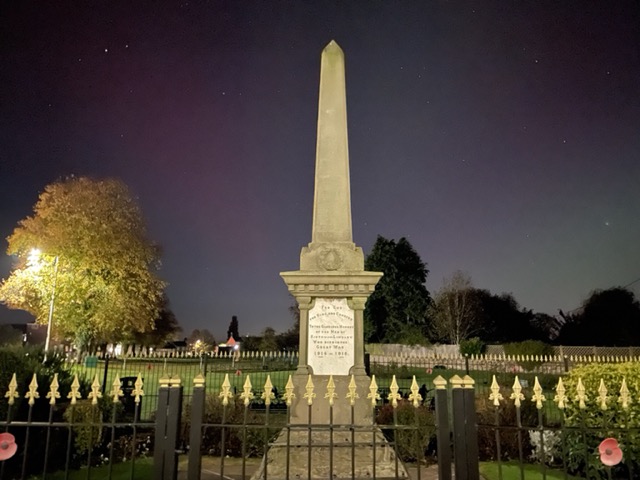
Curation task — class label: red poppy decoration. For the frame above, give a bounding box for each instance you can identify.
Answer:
[0,432,17,461]
[599,437,623,466]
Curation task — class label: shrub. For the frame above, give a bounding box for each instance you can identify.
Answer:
[0,346,92,477]
[561,362,640,479]
[63,400,108,455]
[0,346,67,418]
[459,337,486,356]
[182,394,284,457]
[0,324,23,346]
[475,388,538,461]
[529,430,563,466]
[376,401,436,462]
[503,341,554,371]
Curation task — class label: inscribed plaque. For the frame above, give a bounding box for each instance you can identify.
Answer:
[308,297,354,375]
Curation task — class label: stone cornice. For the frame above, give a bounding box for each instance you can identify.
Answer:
[280,270,382,296]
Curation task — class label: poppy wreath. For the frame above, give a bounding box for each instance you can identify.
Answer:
[599,438,623,466]
[0,432,17,461]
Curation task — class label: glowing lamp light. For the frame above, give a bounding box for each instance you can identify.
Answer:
[599,437,623,466]
[27,248,42,269]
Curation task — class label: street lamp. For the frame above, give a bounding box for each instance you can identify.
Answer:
[28,249,59,361]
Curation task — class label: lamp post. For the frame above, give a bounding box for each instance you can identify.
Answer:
[43,256,59,361]
[28,249,59,361]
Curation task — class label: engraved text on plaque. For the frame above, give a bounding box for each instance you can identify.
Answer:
[307,298,354,375]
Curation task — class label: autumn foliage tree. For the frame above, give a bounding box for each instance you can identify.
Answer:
[0,177,166,350]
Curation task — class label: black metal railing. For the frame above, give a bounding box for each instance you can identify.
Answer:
[2,360,639,480]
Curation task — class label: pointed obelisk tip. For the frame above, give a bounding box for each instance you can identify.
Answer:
[324,40,343,54]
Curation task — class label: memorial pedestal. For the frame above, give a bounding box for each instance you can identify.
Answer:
[251,429,410,480]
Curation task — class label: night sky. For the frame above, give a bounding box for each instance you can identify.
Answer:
[2,2,639,341]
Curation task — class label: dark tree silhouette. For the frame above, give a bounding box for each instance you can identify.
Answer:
[227,315,240,341]
[364,235,431,344]
[475,291,538,343]
[132,295,181,347]
[557,287,640,346]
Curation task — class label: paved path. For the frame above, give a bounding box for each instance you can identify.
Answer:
[178,457,450,480]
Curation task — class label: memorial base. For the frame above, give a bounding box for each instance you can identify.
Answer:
[250,429,410,480]
[288,373,373,425]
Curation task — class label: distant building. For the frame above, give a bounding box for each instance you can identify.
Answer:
[218,335,240,354]
[156,337,189,355]
[6,323,47,346]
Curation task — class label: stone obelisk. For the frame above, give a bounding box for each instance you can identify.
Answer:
[280,40,382,426]
[252,41,408,480]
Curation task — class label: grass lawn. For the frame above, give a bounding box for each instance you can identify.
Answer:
[480,461,583,480]
[28,458,153,480]
[69,360,296,419]
[65,359,564,421]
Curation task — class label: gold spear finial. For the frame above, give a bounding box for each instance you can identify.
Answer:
[5,373,19,405]
[262,375,275,406]
[325,375,337,407]
[346,375,359,406]
[554,378,568,409]
[47,373,61,405]
[531,377,546,410]
[367,375,380,407]
[219,374,233,406]
[283,375,296,406]
[510,376,524,408]
[409,376,422,408]
[619,378,632,410]
[133,374,145,404]
[388,375,402,408]
[241,376,254,406]
[111,377,124,403]
[489,375,503,406]
[598,379,609,410]
[575,378,588,409]
[88,374,102,405]
[304,375,316,405]
[67,375,82,405]
[26,373,39,406]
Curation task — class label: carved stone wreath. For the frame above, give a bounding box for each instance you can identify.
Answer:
[318,247,343,271]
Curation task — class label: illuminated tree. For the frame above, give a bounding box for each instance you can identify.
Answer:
[429,271,482,344]
[0,176,165,350]
[188,328,216,352]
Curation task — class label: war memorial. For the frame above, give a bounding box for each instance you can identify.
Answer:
[252,40,410,479]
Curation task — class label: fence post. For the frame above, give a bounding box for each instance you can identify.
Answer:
[153,375,183,480]
[450,375,468,480]
[154,376,170,480]
[165,378,183,480]
[188,374,206,480]
[451,375,480,480]
[433,375,451,480]
[462,375,480,480]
